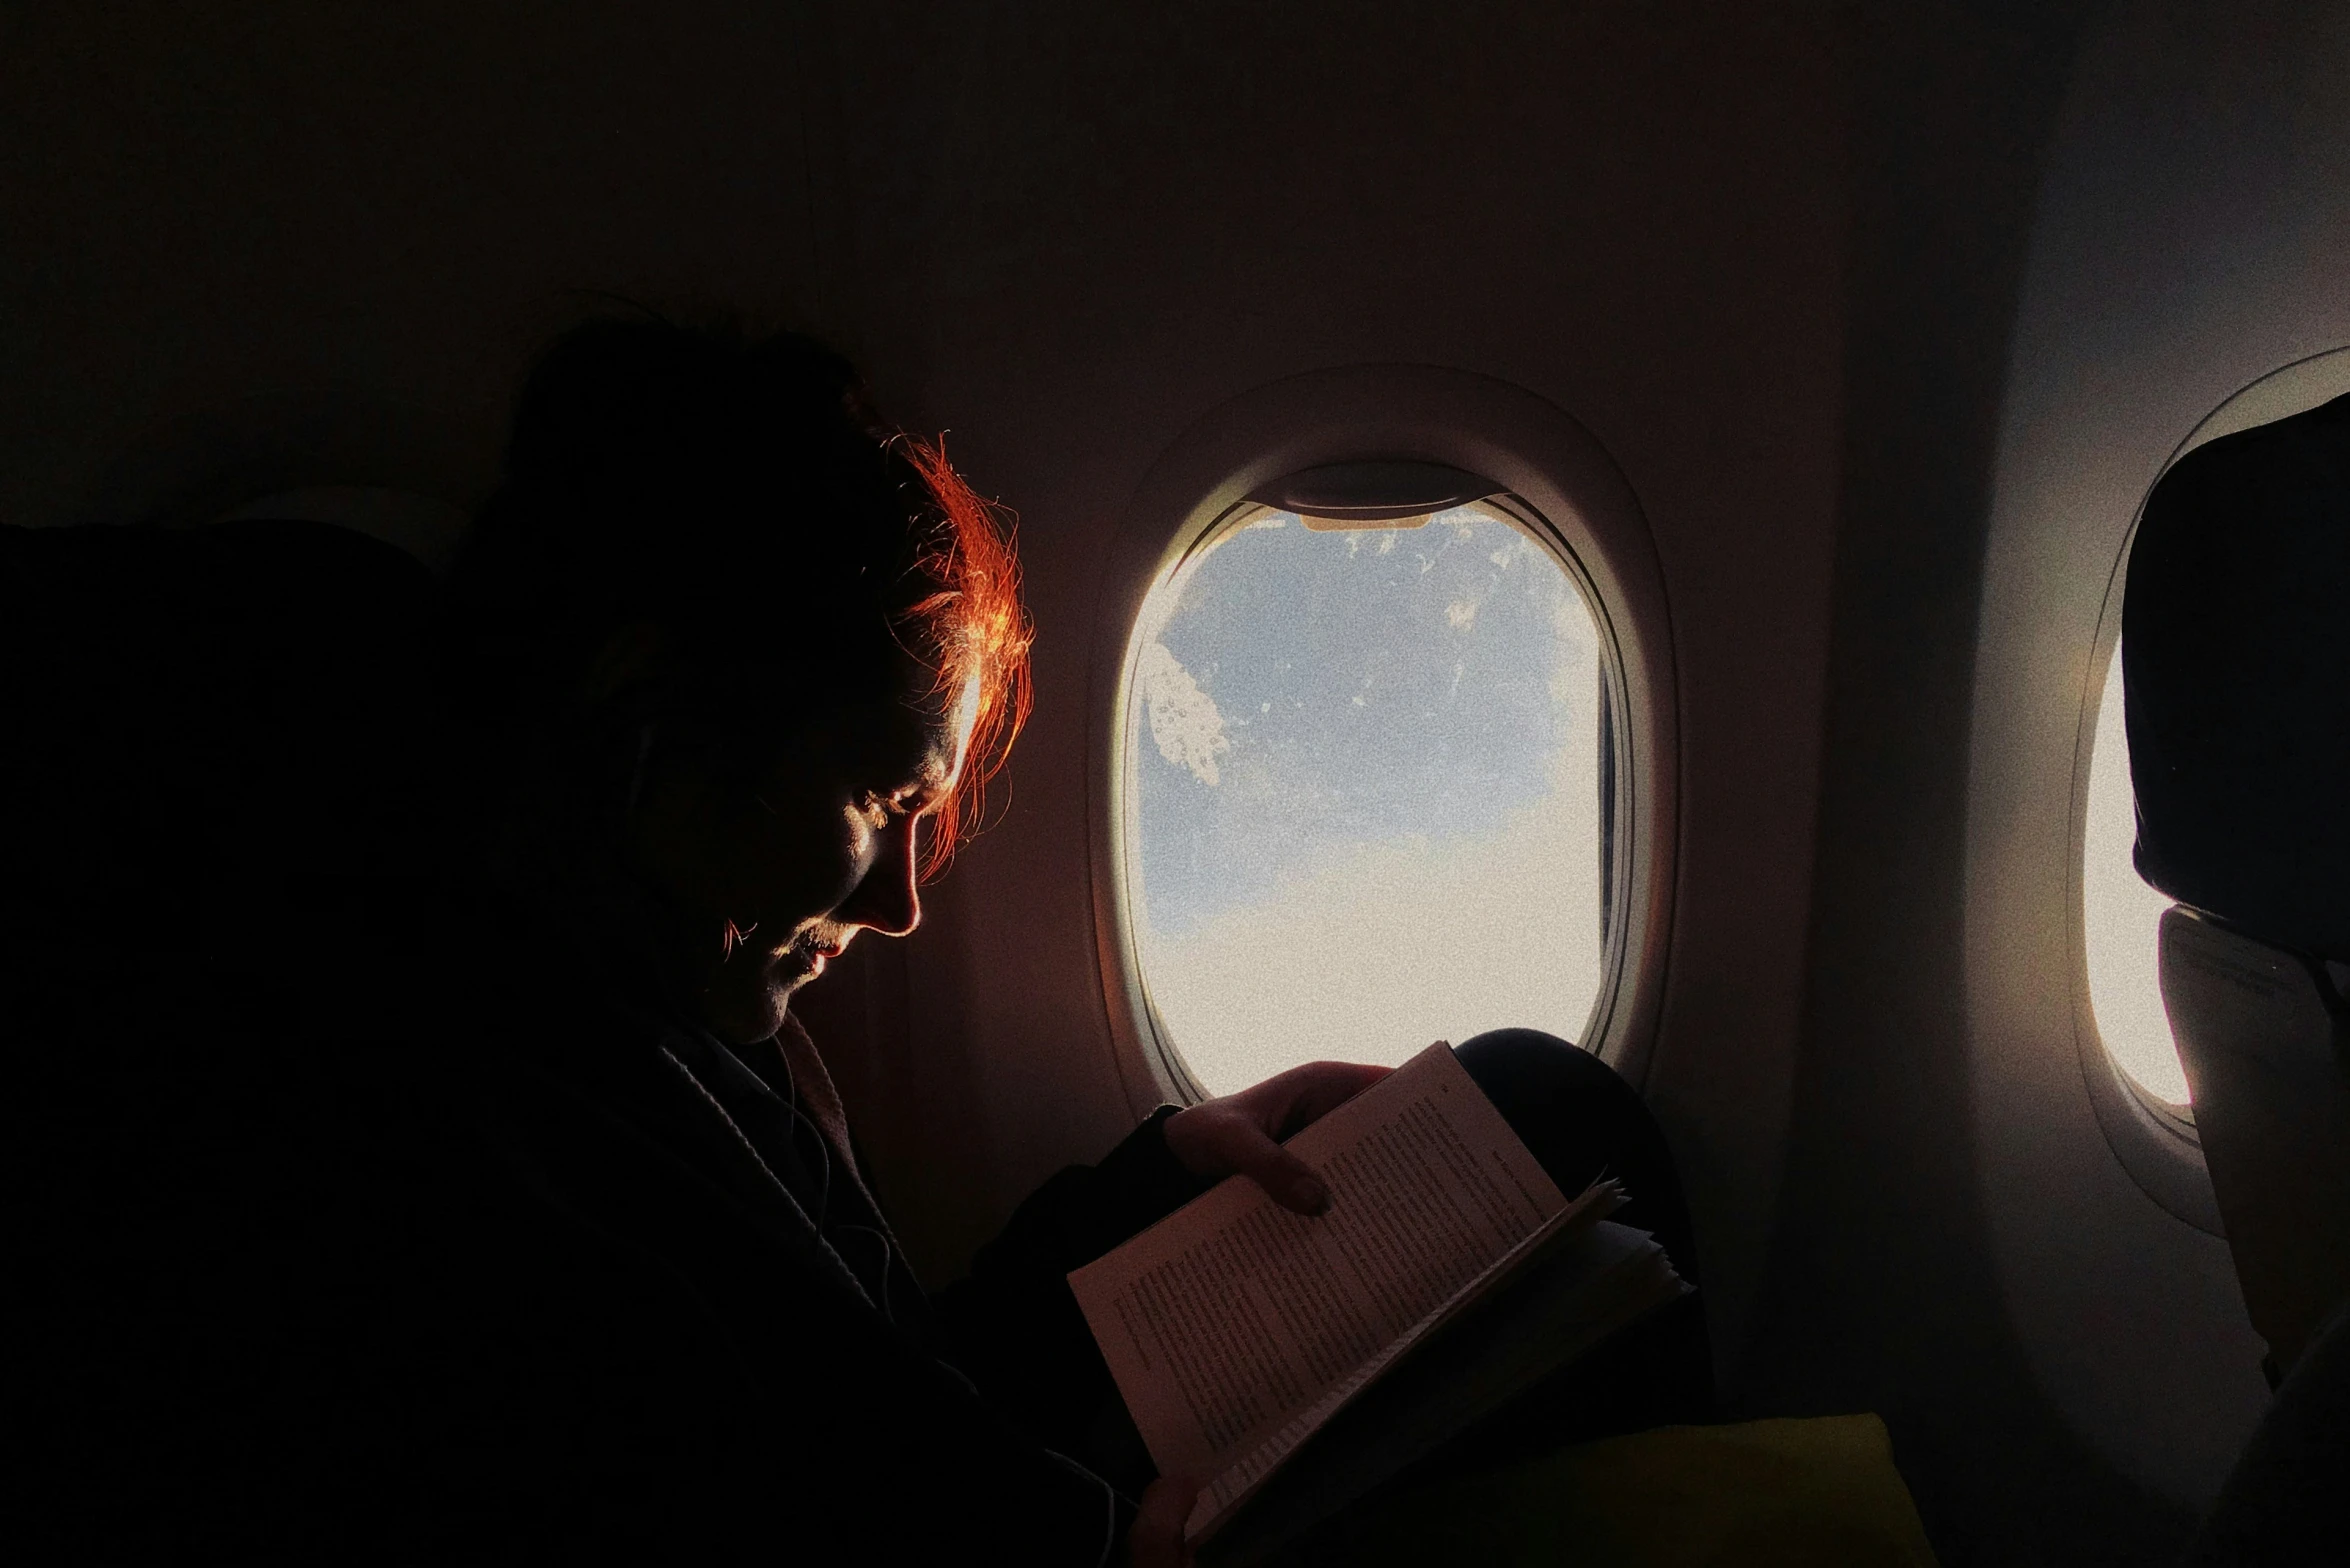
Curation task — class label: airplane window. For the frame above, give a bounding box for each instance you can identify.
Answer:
[2082,636,2191,1106]
[1122,497,1611,1096]
[2072,350,2350,1133]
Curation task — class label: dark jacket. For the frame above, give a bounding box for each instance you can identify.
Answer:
[4,522,1205,1562]
[25,876,1205,1563]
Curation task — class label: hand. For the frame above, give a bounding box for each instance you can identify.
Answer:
[1128,1473,1203,1568]
[1162,1060,1392,1216]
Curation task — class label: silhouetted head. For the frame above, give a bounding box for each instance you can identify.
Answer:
[2125,389,2350,959]
[448,314,1031,1038]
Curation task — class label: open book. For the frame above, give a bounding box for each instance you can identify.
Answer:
[1068,1041,1688,1556]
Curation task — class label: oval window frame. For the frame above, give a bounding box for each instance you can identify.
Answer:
[1085,366,1676,1113]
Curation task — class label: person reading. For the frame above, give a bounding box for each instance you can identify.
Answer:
[66,317,1707,1561]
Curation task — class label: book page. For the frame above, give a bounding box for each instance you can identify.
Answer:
[1184,1179,1624,1541]
[1067,1041,1570,1494]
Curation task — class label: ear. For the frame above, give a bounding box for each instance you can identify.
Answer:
[576,621,667,708]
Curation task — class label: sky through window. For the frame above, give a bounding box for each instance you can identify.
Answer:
[2083,637,2191,1105]
[1126,501,1607,1094]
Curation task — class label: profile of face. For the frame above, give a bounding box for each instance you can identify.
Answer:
[630,658,980,1044]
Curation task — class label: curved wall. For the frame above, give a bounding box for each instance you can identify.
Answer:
[800,2,1846,1370]
[1966,0,2350,1515]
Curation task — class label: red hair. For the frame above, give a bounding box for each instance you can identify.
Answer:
[892,436,1033,881]
[452,316,1034,882]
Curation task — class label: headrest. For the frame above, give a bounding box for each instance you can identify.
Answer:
[0,520,443,950]
[2124,390,2350,960]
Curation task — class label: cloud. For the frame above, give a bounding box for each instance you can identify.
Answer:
[1137,639,1231,786]
[1140,742,1605,1094]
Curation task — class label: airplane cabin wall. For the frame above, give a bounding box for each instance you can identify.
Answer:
[16,3,2317,1563]
[1747,4,2350,1561]
[2,0,1849,1387]
[797,0,1848,1391]
[1964,0,2350,1547]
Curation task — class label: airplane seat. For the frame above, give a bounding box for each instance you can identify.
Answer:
[1,518,443,1545]
[0,516,442,1051]
[2119,391,2350,1562]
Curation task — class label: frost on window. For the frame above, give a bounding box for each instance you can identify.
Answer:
[2083,638,2192,1106]
[1124,501,1609,1095]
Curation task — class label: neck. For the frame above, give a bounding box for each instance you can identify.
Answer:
[605,880,787,1044]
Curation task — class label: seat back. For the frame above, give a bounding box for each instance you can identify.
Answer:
[0,519,442,1011]
[2,519,444,1548]
[1,514,445,1155]
[2125,389,2350,1374]
[2126,391,2350,963]
[2128,392,2350,1559]
[2158,909,2350,1375]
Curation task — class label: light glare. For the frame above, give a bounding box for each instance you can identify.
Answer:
[2083,638,2191,1105]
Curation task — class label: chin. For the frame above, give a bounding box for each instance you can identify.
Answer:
[771,953,824,994]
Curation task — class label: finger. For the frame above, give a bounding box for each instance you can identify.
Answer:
[1180,1112,1330,1214]
[1229,1129,1331,1216]
[1248,1060,1392,1141]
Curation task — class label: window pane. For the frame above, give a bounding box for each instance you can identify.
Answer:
[1124,501,1607,1095]
[2083,637,2191,1105]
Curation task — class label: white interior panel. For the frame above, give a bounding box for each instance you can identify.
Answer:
[1966,0,2350,1509]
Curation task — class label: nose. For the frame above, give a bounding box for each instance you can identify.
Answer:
[836,814,922,938]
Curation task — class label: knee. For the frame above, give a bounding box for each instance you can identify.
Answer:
[1453,1027,1648,1129]
[1450,1027,1694,1280]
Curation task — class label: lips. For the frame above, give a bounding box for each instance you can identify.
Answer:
[787,938,846,981]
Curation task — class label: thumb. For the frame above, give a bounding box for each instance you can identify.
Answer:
[1234,1136,1330,1216]
[1131,1473,1204,1568]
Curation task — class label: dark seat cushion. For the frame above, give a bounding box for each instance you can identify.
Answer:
[1,512,444,1137]
[2,521,446,1551]
[2188,1296,2350,1565]
[2123,390,2350,959]
[0,519,441,939]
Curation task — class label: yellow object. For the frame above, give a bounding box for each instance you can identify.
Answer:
[1299,1415,1938,1567]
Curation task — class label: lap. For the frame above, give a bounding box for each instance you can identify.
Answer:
[1438,1029,1715,1465]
